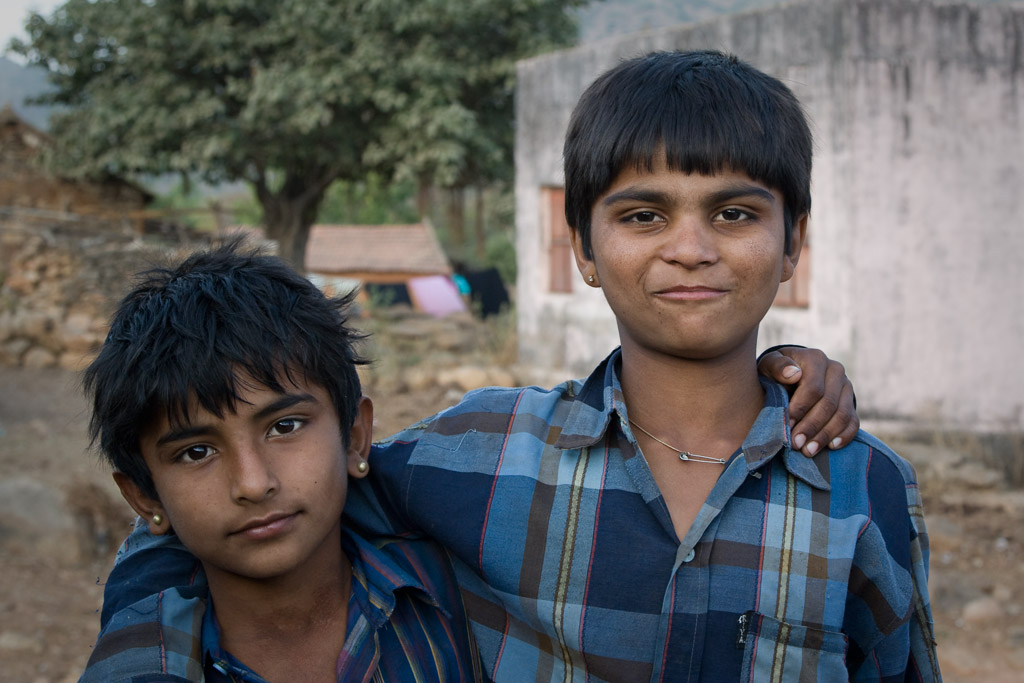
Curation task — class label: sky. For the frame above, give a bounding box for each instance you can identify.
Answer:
[0,0,62,59]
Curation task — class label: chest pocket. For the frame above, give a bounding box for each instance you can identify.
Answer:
[739,611,848,682]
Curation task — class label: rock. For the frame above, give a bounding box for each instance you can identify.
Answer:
[438,366,491,392]
[0,631,42,654]
[0,477,81,565]
[403,365,437,392]
[961,596,1003,624]
[992,584,1013,602]
[58,349,97,372]
[22,346,57,369]
[0,311,13,342]
[1,337,31,365]
[952,461,1006,489]
[14,311,57,343]
[62,311,102,353]
[942,491,1024,515]
[487,368,517,387]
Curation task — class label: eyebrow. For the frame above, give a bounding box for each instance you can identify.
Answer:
[601,184,776,207]
[155,392,317,446]
[601,189,671,206]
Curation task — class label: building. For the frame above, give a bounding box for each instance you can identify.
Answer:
[514,0,1024,429]
[230,222,460,314]
[305,222,459,313]
[0,105,151,230]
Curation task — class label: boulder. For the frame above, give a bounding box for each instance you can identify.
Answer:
[22,346,57,369]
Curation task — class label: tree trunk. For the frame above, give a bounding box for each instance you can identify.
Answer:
[259,190,324,272]
[416,177,431,220]
[445,187,466,255]
[473,187,486,262]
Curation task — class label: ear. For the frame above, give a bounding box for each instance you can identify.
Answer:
[781,213,809,282]
[568,226,600,288]
[346,396,374,479]
[112,472,171,535]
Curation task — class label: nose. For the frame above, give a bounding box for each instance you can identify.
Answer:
[230,443,279,503]
[659,217,719,268]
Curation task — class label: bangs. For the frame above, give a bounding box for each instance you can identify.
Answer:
[588,60,807,204]
[563,50,812,258]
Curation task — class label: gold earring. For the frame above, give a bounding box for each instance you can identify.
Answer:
[356,461,368,474]
[152,513,163,526]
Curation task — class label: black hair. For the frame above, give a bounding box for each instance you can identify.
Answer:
[84,241,367,499]
[563,50,812,258]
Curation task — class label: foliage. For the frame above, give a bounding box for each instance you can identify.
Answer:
[11,0,585,267]
[318,173,419,226]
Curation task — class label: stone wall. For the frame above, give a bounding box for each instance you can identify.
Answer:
[0,215,193,370]
[0,215,523,399]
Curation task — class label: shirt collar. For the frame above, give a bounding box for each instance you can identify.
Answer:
[553,348,830,491]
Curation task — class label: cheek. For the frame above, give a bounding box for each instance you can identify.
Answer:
[742,237,786,280]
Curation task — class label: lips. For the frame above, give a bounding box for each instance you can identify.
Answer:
[654,285,727,300]
[231,512,298,539]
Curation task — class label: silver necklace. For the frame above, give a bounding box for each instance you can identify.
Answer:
[628,418,727,465]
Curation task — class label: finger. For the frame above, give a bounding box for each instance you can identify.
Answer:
[793,374,858,457]
[790,358,846,451]
[818,383,860,451]
[757,349,804,384]
[783,354,828,425]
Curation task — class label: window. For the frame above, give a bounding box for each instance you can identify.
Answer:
[543,187,575,293]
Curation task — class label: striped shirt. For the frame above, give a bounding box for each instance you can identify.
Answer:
[349,349,940,681]
[81,530,483,682]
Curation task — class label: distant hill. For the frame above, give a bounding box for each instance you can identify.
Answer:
[576,0,1014,42]
[0,56,55,130]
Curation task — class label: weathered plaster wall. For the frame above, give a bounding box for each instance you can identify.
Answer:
[515,0,1024,427]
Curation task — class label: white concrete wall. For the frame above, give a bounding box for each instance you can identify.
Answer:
[515,0,1024,428]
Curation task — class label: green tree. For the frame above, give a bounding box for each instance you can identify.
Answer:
[12,0,585,269]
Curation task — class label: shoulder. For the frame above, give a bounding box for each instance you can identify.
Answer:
[82,588,207,682]
[377,380,583,454]
[827,429,920,495]
[851,430,920,487]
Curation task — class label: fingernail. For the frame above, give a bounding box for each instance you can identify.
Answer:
[782,365,800,379]
[793,433,806,449]
[830,437,843,449]
[805,441,819,456]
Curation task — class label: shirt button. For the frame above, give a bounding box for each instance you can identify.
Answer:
[683,548,696,563]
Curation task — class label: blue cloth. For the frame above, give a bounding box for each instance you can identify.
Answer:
[82,530,482,682]
[94,348,939,681]
[347,348,939,681]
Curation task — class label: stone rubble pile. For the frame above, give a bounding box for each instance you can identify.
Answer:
[0,223,176,371]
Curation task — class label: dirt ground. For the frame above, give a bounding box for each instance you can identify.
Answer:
[0,365,1021,682]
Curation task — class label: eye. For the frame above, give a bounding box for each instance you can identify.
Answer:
[716,208,753,222]
[269,418,305,436]
[177,444,215,463]
[624,211,662,224]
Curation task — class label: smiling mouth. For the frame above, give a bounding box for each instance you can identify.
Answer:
[655,286,727,300]
[232,512,298,539]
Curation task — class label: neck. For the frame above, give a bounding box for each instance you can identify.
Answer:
[618,337,764,459]
[205,525,351,653]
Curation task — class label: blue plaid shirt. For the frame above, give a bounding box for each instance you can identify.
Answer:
[348,349,939,681]
[82,530,482,682]
[93,349,939,682]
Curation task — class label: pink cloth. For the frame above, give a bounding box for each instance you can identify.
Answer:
[407,275,467,317]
